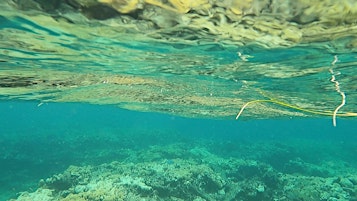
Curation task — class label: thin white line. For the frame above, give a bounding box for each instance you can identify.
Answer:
[329,55,345,127]
[235,101,251,120]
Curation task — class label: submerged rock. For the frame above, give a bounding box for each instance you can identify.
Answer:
[10,144,357,201]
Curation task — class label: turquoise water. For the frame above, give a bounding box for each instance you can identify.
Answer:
[0,101,356,200]
[1,1,357,200]
[2,11,357,120]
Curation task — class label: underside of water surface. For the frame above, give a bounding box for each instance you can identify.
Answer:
[1,0,357,120]
[1,1,357,201]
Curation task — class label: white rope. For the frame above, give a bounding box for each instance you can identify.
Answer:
[329,55,346,127]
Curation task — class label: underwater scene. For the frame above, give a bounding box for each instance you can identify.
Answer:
[1,0,357,200]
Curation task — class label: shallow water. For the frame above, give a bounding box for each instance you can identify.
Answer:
[1,1,357,200]
[2,2,357,119]
[0,101,356,200]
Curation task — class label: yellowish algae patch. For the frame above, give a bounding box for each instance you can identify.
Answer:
[94,0,357,47]
[5,0,357,48]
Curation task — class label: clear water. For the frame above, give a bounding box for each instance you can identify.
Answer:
[0,101,356,200]
[1,1,357,201]
[1,12,357,119]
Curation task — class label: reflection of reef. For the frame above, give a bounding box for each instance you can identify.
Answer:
[0,68,310,119]
[2,1,357,119]
[8,0,357,48]
[1,65,357,119]
[0,76,76,88]
[0,76,40,88]
[10,144,357,201]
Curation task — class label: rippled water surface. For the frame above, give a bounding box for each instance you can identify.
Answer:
[1,1,357,200]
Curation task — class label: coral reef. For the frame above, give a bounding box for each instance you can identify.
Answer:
[10,144,357,201]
